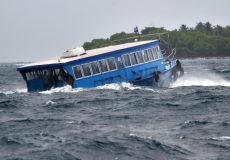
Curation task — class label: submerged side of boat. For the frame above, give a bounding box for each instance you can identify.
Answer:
[17,40,183,92]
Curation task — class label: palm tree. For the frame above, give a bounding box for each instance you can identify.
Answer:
[179,24,188,31]
[195,22,205,32]
[204,22,212,33]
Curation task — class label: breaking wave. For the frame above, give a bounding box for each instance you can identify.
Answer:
[0,89,27,95]
[39,83,155,94]
[211,136,230,141]
[171,71,230,87]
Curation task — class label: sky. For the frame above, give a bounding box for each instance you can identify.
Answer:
[0,0,230,62]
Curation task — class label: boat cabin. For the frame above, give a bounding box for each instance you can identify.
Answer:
[17,40,177,92]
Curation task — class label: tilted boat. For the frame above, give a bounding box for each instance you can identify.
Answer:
[17,35,184,92]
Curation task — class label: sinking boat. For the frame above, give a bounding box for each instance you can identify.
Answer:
[17,35,184,92]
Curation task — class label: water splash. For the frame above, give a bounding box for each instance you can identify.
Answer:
[39,83,154,94]
[39,85,84,94]
[46,100,57,105]
[171,71,230,87]
[96,82,142,90]
[211,136,230,141]
[0,89,27,95]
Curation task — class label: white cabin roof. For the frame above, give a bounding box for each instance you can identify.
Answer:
[18,40,158,69]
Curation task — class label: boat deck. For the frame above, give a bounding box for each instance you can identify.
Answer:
[17,40,157,69]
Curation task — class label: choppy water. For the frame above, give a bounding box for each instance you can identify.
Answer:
[0,58,230,160]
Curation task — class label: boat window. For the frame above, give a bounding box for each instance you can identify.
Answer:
[107,58,116,71]
[136,51,144,63]
[41,69,53,80]
[116,57,123,69]
[99,59,109,72]
[151,48,157,59]
[147,49,154,60]
[129,53,138,65]
[73,66,83,78]
[143,50,149,62]
[35,70,42,79]
[82,63,92,76]
[26,71,35,80]
[91,61,100,74]
[54,69,63,81]
[32,71,37,79]
[122,54,131,67]
[42,69,55,84]
[157,46,162,58]
[155,48,160,59]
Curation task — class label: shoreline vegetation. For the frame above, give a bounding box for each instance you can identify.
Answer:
[83,22,230,58]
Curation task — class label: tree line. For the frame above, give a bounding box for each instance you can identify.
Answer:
[82,22,230,58]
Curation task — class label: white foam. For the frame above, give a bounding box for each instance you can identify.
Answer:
[212,136,230,141]
[171,72,230,88]
[0,89,27,95]
[95,82,146,91]
[46,100,56,105]
[96,83,123,90]
[39,85,84,94]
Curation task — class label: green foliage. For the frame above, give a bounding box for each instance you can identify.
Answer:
[82,22,230,57]
[141,27,166,34]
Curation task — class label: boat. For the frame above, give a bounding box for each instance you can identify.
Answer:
[17,35,184,92]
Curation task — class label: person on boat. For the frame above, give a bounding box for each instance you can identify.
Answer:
[134,26,139,34]
[134,26,141,39]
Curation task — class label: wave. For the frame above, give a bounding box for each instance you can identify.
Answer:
[39,85,84,94]
[128,133,192,156]
[96,82,142,90]
[211,136,230,141]
[45,100,57,105]
[39,83,155,94]
[181,120,210,129]
[171,72,230,87]
[0,89,27,95]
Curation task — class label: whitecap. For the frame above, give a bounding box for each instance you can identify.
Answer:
[212,136,230,141]
[66,121,75,124]
[39,85,84,94]
[171,72,230,88]
[0,88,27,95]
[95,82,156,92]
[96,83,122,90]
[46,100,56,105]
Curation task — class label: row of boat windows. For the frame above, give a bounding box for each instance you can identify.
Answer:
[73,47,162,79]
[25,68,63,81]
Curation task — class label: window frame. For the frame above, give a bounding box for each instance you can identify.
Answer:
[107,57,117,71]
[143,49,150,62]
[122,54,132,67]
[98,59,109,73]
[129,52,138,66]
[136,51,144,64]
[90,61,101,75]
[73,65,84,79]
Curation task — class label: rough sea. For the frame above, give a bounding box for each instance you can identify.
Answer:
[0,58,230,160]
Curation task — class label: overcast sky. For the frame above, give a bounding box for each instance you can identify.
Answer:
[0,0,230,62]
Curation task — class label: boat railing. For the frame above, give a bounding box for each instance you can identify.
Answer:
[167,48,176,60]
[110,32,169,45]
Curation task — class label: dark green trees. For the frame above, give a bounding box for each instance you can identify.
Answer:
[82,22,230,58]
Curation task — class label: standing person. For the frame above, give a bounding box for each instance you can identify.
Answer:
[134,26,140,40]
[134,26,139,34]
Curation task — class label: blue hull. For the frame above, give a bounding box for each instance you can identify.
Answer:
[17,40,183,92]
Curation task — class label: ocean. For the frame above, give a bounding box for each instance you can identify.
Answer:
[0,58,230,160]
